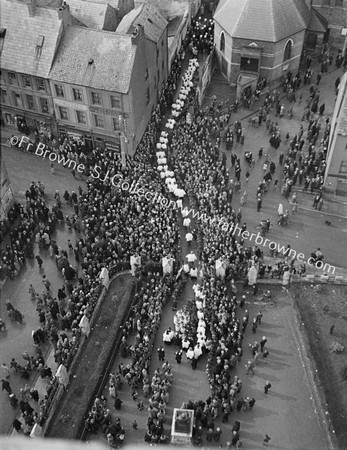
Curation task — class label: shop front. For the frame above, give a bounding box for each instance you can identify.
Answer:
[57,125,120,153]
[1,105,56,137]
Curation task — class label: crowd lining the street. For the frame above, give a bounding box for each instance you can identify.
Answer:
[1,11,342,446]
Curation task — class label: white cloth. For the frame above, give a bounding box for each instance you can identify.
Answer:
[163,329,174,342]
[186,252,197,263]
[190,267,198,278]
[197,310,204,320]
[185,232,193,242]
[130,255,141,276]
[248,265,258,285]
[215,259,226,280]
[182,208,190,218]
[194,345,202,358]
[186,348,194,360]
[30,423,43,438]
[56,364,69,388]
[79,314,90,337]
[162,256,174,275]
[183,217,191,227]
[182,339,190,349]
[99,267,110,290]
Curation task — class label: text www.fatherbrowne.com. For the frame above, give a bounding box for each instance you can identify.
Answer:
[11,135,335,274]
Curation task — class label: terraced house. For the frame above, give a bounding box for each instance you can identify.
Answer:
[0,0,168,155]
[0,0,69,137]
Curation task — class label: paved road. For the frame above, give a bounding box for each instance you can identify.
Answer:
[88,282,331,449]
[1,49,346,444]
[203,60,347,276]
[0,149,85,434]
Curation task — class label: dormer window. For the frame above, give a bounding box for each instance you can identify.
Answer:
[0,28,6,54]
[35,35,45,59]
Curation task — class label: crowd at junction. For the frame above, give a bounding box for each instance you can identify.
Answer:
[1,12,335,446]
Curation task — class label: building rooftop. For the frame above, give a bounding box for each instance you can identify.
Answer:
[49,25,136,93]
[307,8,328,34]
[0,0,64,77]
[117,3,167,42]
[214,0,310,42]
[68,0,115,29]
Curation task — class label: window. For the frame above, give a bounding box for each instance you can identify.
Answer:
[93,114,104,128]
[73,88,83,102]
[112,116,120,131]
[146,88,150,104]
[59,106,69,120]
[91,92,101,105]
[36,78,45,91]
[162,60,164,70]
[283,40,292,62]
[145,68,149,80]
[40,97,49,114]
[76,110,86,124]
[26,94,35,110]
[55,84,64,97]
[335,0,343,6]
[12,92,22,107]
[339,161,347,174]
[35,35,45,59]
[110,95,120,109]
[0,28,6,53]
[220,32,225,53]
[8,72,17,85]
[1,89,8,103]
[22,75,31,87]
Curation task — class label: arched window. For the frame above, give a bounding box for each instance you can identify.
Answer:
[283,40,292,62]
[220,32,225,53]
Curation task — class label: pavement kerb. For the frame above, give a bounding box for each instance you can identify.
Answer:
[234,277,347,286]
[297,205,347,219]
[287,296,337,450]
[8,269,131,438]
[42,269,131,436]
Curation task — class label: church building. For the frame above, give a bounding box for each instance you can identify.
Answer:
[214,0,328,94]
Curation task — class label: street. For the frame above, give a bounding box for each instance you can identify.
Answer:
[0,48,346,447]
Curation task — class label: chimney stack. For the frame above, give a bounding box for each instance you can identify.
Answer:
[27,0,37,17]
[58,1,72,26]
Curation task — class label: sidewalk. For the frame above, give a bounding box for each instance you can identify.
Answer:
[293,189,347,217]
[10,348,57,437]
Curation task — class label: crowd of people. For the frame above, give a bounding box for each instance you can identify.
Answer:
[1,7,341,445]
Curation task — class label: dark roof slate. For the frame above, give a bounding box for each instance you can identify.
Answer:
[0,0,63,77]
[117,3,167,42]
[214,0,310,42]
[49,26,136,93]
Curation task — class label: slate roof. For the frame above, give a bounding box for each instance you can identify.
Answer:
[214,0,310,42]
[0,0,63,77]
[117,3,167,42]
[83,0,119,8]
[68,0,112,29]
[307,8,328,34]
[49,26,136,93]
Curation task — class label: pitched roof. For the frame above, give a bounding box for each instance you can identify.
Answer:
[214,0,310,42]
[68,0,113,29]
[0,0,63,77]
[49,26,136,93]
[308,8,328,34]
[117,3,167,42]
